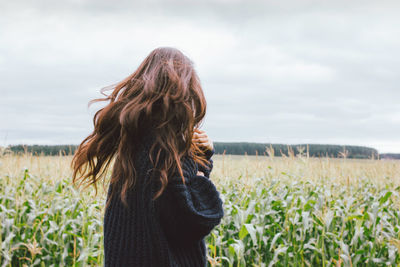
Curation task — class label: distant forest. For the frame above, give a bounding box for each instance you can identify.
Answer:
[379,153,400,160]
[214,142,380,159]
[3,142,392,159]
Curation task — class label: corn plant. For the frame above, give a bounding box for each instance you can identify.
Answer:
[1,154,399,266]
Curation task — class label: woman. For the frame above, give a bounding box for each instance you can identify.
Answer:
[71,47,224,267]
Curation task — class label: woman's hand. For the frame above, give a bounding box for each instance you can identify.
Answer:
[197,171,205,176]
[193,129,214,152]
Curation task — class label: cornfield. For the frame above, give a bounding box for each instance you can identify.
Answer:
[1,152,399,266]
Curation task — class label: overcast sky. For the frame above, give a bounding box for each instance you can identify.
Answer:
[1,0,399,153]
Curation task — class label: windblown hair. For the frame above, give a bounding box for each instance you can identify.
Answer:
[71,47,209,209]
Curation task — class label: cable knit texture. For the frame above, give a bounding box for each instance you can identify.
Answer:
[103,134,224,267]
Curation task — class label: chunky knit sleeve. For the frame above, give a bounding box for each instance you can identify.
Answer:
[156,154,224,244]
[197,148,215,178]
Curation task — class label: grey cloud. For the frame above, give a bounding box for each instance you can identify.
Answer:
[1,0,400,152]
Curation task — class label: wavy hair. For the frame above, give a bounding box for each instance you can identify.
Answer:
[71,47,209,209]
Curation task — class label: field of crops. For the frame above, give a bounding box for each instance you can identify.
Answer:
[1,153,400,266]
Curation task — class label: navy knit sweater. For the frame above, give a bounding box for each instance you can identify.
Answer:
[103,134,224,266]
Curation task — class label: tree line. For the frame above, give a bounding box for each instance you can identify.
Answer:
[214,142,379,159]
[3,142,384,159]
[379,153,400,160]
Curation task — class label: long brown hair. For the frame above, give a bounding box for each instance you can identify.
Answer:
[71,47,209,209]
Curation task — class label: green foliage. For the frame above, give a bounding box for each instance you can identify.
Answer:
[206,176,400,266]
[1,164,399,266]
[0,170,103,266]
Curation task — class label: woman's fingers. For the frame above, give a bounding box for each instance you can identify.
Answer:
[193,132,207,137]
[193,140,213,151]
[193,139,211,148]
[193,137,208,142]
[193,132,208,143]
[192,129,213,151]
[197,171,205,176]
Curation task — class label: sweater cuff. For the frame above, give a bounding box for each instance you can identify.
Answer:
[203,147,215,160]
[197,160,212,178]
